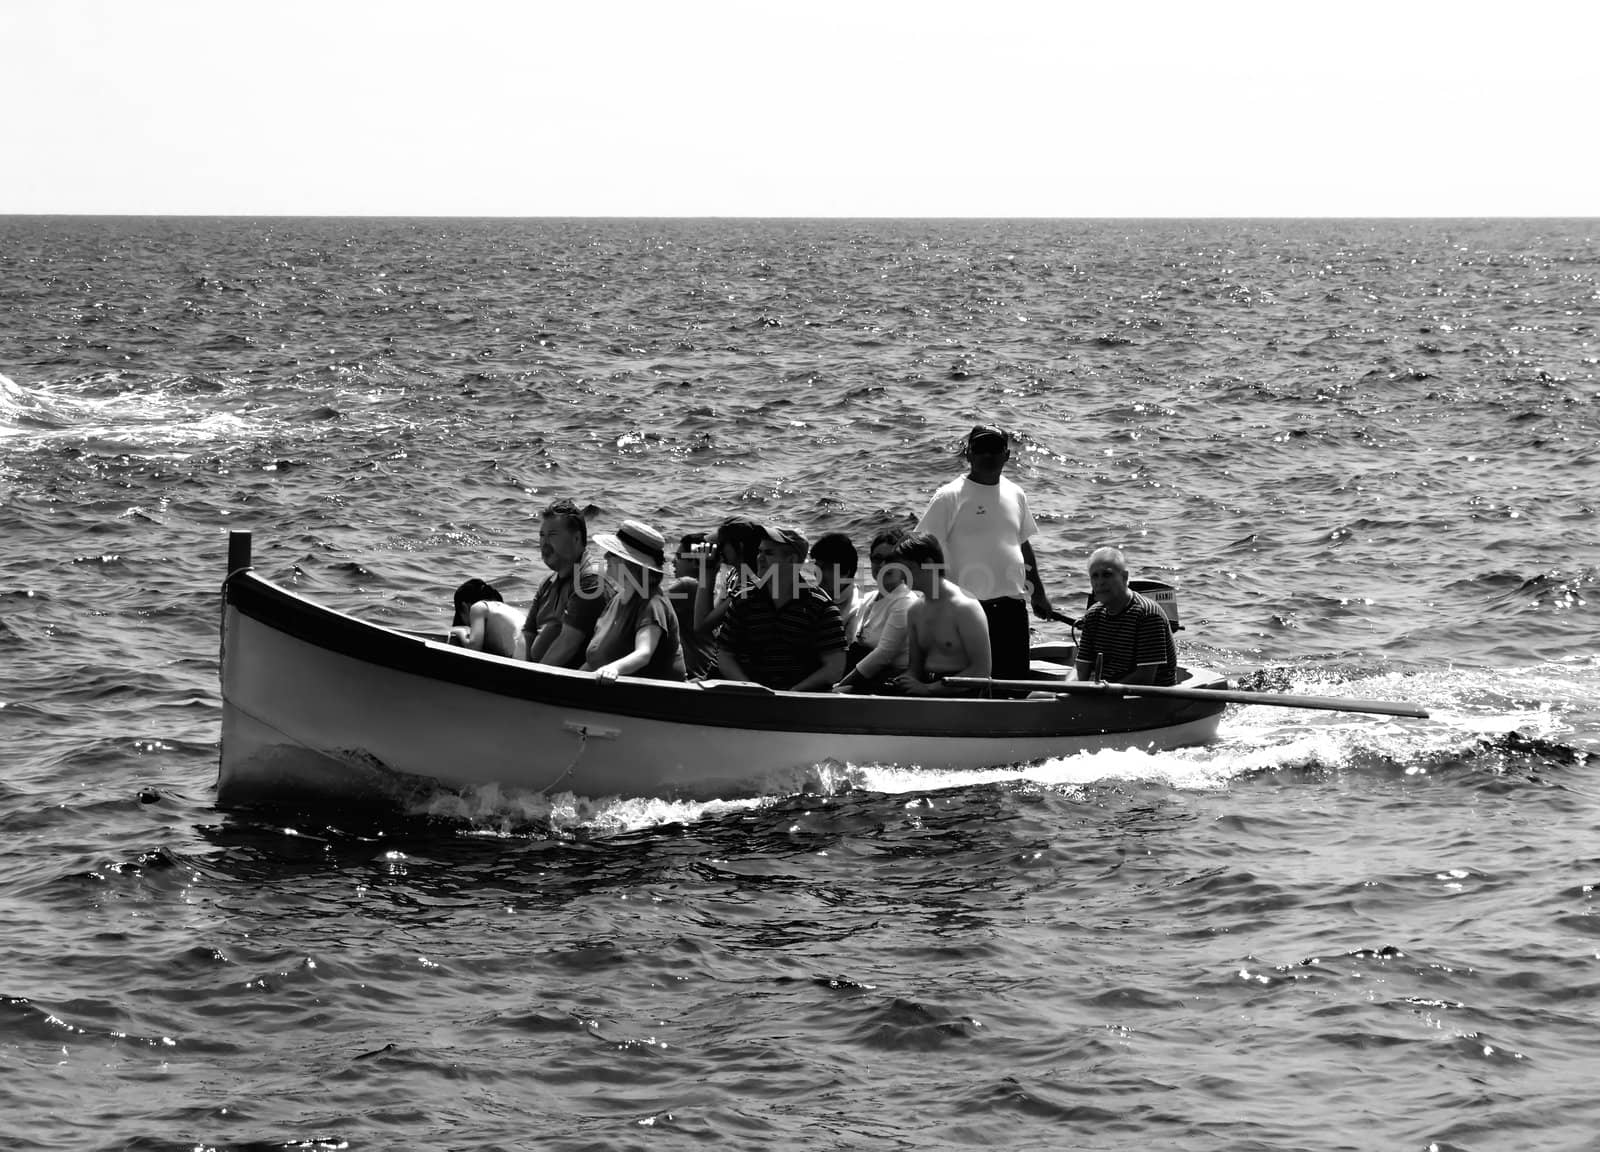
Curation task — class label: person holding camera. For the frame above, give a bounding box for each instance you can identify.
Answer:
[691,514,766,646]
[667,532,717,679]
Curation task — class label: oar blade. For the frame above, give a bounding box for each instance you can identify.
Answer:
[944,676,1430,719]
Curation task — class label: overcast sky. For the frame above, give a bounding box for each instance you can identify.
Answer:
[4,0,1595,217]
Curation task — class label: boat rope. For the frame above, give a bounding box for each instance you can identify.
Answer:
[538,727,589,795]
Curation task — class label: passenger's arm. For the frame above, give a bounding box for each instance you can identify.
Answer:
[853,595,910,680]
[1118,614,1169,685]
[792,649,845,693]
[1119,662,1162,685]
[695,576,736,639]
[716,645,753,683]
[541,568,608,668]
[902,602,928,686]
[542,623,590,669]
[712,596,753,682]
[590,624,661,684]
[466,601,494,651]
[1020,540,1053,619]
[1074,616,1099,681]
[692,558,725,632]
[525,620,561,663]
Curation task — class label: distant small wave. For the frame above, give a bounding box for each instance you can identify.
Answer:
[0,372,266,453]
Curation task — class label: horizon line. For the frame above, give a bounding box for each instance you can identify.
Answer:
[4,212,1597,222]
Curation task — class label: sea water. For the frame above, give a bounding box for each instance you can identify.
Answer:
[0,216,1596,1150]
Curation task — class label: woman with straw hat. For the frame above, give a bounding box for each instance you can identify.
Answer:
[581,519,686,683]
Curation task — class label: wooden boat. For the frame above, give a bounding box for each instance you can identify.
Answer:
[216,531,1231,808]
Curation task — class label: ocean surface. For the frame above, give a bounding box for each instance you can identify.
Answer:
[1,215,1596,1151]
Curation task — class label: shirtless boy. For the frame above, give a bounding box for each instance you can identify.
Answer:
[889,533,992,696]
[447,579,525,659]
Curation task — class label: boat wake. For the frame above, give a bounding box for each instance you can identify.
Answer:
[392,662,1593,836]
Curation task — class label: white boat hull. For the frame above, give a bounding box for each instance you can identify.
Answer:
[218,537,1228,807]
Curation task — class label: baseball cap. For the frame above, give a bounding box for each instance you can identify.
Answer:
[762,524,809,556]
[965,424,1009,453]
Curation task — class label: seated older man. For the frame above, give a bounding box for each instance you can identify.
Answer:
[522,497,611,668]
[715,524,846,692]
[1074,546,1177,686]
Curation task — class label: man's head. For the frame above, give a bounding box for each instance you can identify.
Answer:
[808,532,858,603]
[961,423,1011,480]
[963,424,1009,456]
[539,498,588,573]
[758,525,808,564]
[757,524,809,584]
[889,532,945,596]
[1087,546,1131,609]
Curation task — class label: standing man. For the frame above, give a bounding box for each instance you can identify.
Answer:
[716,525,846,692]
[1074,547,1177,686]
[523,497,611,668]
[916,423,1053,680]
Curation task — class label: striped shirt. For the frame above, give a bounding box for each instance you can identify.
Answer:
[1077,590,1176,686]
[717,585,846,689]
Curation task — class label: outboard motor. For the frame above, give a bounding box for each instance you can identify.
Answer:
[1130,579,1181,632]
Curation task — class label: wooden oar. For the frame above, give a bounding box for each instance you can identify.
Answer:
[944,677,1430,719]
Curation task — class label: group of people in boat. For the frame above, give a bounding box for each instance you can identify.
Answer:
[447,423,1178,692]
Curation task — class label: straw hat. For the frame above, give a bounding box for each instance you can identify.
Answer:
[593,519,668,573]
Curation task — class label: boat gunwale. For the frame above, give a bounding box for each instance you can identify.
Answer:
[224,566,1227,740]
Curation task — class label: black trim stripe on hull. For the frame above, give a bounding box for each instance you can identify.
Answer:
[225,570,1226,739]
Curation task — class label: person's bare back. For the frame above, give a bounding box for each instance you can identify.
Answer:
[448,578,525,659]
[469,600,525,658]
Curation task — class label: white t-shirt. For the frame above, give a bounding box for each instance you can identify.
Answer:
[916,474,1039,600]
[850,582,915,678]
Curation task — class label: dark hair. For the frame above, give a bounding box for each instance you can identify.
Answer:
[808,532,858,578]
[541,498,587,547]
[869,526,911,556]
[889,531,944,572]
[452,578,502,626]
[717,515,765,569]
